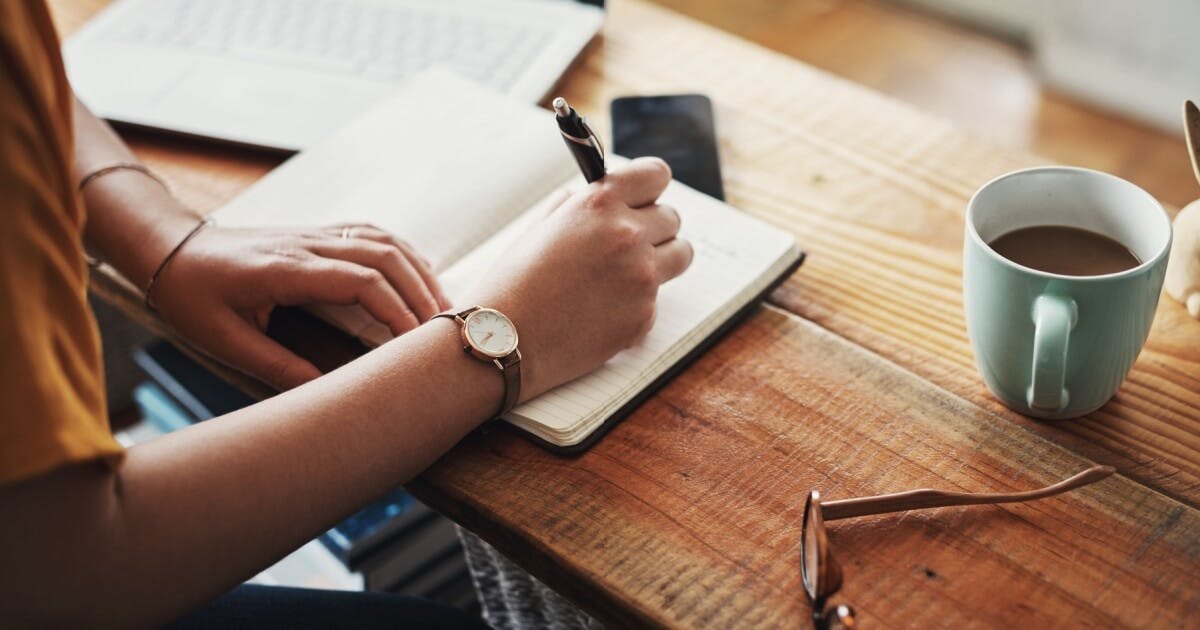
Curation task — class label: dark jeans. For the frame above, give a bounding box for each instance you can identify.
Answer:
[168,584,487,629]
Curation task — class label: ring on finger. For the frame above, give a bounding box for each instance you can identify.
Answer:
[340,226,353,240]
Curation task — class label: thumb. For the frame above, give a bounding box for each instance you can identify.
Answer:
[208,310,322,391]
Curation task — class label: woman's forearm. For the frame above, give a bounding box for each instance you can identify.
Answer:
[73,97,199,288]
[0,318,503,627]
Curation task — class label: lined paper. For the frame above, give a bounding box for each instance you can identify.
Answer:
[440,166,797,444]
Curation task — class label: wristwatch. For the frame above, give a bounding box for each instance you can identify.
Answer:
[433,306,522,417]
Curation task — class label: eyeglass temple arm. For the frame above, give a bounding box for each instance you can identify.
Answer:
[820,465,1114,521]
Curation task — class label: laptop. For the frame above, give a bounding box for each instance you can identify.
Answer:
[64,0,605,151]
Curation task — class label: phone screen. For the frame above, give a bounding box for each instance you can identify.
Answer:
[610,94,724,200]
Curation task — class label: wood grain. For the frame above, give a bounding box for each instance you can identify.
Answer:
[46,0,1200,625]
[547,0,1200,508]
[647,0,1200,210]
[411,306,1199,628]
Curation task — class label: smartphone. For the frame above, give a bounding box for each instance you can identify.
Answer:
[610,94,724,200]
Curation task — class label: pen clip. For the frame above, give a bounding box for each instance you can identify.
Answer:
[580,116,605,164]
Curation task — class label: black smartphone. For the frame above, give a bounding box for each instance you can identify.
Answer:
[610,94,724,200]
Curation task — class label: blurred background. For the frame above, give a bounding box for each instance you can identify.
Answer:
[649,0,1200,209]
[51,0,1200,209]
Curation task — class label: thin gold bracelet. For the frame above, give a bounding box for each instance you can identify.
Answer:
[144,218,214,311]
[78,161,170,193]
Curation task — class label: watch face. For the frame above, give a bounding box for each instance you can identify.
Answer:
[464,308,518,358]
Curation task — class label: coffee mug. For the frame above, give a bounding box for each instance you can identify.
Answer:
[963,166,1172,419]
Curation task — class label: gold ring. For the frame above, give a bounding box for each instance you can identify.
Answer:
[340,226,352,240]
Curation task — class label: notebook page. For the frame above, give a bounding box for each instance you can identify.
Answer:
[440,163,797,440]
[212,69,576,273]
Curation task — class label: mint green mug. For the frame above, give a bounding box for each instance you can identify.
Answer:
[963,166,1172,419]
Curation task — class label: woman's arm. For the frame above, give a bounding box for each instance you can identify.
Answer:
[73,98,451,389]
[0,318,496,626]
[73,96,200,291]
[0,158,691,628]
[2,318,506,627]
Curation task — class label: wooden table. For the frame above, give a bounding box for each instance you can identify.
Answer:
[53,0,1200,626]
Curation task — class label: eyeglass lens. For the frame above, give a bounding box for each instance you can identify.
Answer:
[802,492,821,601]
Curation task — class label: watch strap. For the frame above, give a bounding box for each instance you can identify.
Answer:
[493,349,522,417]
[432,306,479,324]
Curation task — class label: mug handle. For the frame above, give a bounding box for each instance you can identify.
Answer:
[1028,294,1077,411]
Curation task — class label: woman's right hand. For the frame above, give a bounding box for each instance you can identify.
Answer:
[462,157,693,400]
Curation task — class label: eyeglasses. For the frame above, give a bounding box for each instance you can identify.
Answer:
[800,465,1114,628]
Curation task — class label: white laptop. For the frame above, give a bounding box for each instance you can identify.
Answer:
[64,0,605,151]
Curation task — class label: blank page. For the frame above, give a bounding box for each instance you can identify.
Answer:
[213,69,577,273]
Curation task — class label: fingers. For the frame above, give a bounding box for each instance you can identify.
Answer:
[603,157,672,208]
[653,237,694,283]
[309,239,443,321]
[275,259,421,334]
[327,225,451,311]
[629,203,682,246]
[209,310,322,390]
[395,240,451,311]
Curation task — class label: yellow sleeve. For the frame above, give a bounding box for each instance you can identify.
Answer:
[0,1,123,486]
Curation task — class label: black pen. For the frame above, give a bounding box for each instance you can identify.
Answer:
[553,97,606,182]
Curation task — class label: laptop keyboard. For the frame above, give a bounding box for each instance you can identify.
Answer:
[99,0,555,91]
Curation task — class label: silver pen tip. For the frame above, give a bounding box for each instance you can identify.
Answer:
[552,97,570,117]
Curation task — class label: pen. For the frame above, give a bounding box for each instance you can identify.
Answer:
[553,97,606,182]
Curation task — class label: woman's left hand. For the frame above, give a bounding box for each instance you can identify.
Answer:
[149,223,451,390]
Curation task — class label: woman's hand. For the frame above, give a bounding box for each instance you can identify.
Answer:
[150,223,451,390]
[463,157,693,400]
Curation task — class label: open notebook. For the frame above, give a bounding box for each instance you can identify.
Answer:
[213,70,803,452]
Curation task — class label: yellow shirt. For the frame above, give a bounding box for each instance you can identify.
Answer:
[0,2,124,485]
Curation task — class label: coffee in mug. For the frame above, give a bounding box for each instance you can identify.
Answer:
[988,225,1140,276]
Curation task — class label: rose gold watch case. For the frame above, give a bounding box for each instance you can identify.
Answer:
[460,307,520,360]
